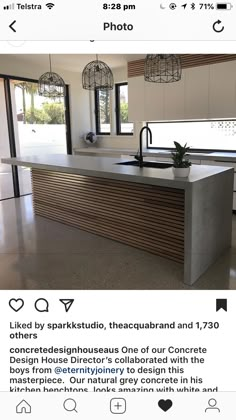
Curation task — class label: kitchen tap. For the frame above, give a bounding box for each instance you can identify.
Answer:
[135,126,153,168]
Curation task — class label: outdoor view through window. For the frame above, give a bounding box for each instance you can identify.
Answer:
[0,79,67,199]
[147,120,236,151]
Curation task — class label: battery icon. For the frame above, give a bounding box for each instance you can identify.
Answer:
[216,3,233,9]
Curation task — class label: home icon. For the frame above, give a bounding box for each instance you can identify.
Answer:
[16,400,31,414]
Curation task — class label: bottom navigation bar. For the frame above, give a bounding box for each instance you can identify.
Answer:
[0,392,235,419]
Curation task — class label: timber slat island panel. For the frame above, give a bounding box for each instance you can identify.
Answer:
[32,169,185,263]
[2,154,234,285]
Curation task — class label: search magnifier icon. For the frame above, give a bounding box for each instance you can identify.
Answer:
[63,398,78,413]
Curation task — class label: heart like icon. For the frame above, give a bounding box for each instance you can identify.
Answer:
[9,298,24,312]
[158,399,173,412]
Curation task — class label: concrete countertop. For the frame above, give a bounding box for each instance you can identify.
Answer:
[74,147,136,155]
[146,150,236,162]
[74,147,236,162]
[1,154,233,190]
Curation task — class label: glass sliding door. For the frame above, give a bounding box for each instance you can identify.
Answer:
[0,74,70,200]
[0,78,14,200]
[11,80,68,195]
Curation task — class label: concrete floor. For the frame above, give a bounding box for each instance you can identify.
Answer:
[0,195,236,290]
[0,167,31,200]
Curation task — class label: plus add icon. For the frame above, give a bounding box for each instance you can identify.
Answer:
[110,398,126,414]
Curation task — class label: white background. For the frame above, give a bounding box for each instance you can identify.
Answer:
[0,292,234,387]
[0,290,235,418]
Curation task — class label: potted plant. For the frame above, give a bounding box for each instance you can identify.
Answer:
[171,141,192,178]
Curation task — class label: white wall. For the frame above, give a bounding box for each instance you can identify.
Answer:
[0,55,91,150]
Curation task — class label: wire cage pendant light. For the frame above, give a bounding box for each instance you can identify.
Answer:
[144,54,182,83]
[38,55,65,98]
[82,55,114,90]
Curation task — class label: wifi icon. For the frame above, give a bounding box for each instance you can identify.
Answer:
[46,2,55,9]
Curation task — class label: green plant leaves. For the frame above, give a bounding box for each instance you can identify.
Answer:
[172,142,192,168]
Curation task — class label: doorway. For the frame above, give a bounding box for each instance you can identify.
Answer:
[0,75,71,200]
[0,78,14,200]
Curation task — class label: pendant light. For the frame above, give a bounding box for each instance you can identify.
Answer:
[82,55,114,90]
[38,54,65,98]
[144,54,182,83]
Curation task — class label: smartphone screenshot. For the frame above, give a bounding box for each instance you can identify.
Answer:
[0,1,236,419]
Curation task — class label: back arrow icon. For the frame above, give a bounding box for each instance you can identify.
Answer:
[213,20,224,33]
[9,20,16,32]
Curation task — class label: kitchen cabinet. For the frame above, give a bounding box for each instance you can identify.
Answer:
[128,60,236,122]
[144,80,164,121]
[208,61,236,119]
[163,72,185,120]
[128,76,145,122]
[233,194,236,212]
[201,159,236,210]
[184,66,209,119]
[128,76,164,121]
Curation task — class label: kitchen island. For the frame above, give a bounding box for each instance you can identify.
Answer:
[1,154,234,285]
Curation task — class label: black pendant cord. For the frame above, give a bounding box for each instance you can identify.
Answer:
[49,54,52,73]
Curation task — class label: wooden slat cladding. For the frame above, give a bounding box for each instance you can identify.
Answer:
[128,54,236,78]
[31,169,185,263]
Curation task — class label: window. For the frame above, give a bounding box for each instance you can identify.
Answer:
[95,89,111,135]
[94,83,133,136]
[115,83,133,135]
[147,120,236,152]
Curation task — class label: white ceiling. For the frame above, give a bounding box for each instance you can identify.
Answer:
[7,54,146,73]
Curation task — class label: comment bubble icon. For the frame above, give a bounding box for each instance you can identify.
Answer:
[34,298,49,313]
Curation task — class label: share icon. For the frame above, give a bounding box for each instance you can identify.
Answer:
[59,299,74,312]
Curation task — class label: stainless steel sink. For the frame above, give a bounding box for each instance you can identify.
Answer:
[116,161,173,169]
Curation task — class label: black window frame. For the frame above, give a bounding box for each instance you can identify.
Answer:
[146,119,236,153]
[95,88,111,135]
[115,82,133,136]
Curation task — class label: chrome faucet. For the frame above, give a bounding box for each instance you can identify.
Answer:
[135,126,153,168]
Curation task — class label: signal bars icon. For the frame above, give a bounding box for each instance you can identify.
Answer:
[3,3,14,9]
[46,2,55,9]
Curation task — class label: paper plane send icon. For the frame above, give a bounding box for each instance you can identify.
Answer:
[59,299,74,312]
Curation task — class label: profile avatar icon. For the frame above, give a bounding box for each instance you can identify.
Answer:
[205,398,220,413]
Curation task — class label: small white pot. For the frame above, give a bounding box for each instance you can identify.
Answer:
[172,167,190,178]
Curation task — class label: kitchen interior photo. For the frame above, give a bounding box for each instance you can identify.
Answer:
[1,53,236,290]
